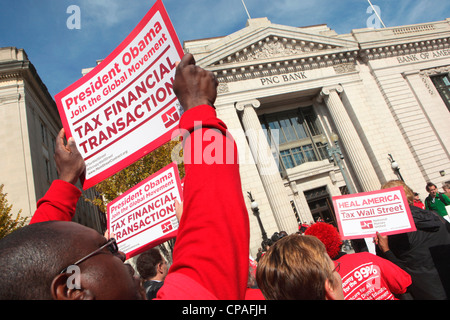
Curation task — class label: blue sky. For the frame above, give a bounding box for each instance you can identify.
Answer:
[1,0,449,98]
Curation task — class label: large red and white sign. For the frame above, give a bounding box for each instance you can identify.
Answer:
[107,162,182,259]
[333,186,416,240]
[55,0,184,189]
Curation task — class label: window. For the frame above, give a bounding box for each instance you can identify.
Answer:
[430,74,450,112]
[260,107,327,172]
[40,121,48,146]
[45,158,51,182]
[304,186,337,225]
[50,135,58,178]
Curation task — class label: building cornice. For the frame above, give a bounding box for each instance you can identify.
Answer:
[0,60,30,80]
[0,48,60,125]
[354,19,450,61]
[192,19,450,85]
[211,34,450,84]
[359,36,450,62]
[209,35,359,84]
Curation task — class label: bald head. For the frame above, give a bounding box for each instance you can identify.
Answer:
[0,221,86,299]
[0,221,144,300]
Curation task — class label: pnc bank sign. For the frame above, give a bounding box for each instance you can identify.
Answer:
[259,71,308,86]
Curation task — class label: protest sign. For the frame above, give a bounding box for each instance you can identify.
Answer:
[55,0,184,189]
[107,162,182,259]
[333,186,416,239]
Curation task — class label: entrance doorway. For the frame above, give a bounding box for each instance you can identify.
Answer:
[304,186,337,226]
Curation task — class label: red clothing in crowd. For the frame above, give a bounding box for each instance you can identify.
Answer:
[413,199,425,210]
[157,105,250,300]
[337,252,411,300]
[245,288,265,300]
[30,105,250,300]
[30,179,81,224]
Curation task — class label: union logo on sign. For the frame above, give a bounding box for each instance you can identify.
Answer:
[360,220,374,229]
[161,221,173,233]
[162,106,179,128]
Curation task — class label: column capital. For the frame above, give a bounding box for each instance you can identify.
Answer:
[235,99,261,112]
[319,84,343,99]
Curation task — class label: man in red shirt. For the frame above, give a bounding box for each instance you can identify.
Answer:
[1,53,249,300]
[156,53,250,299]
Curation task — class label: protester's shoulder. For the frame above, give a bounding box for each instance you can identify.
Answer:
[46,179,82,194]
[181,104,216,120]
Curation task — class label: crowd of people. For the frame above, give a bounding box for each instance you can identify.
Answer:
[253,179,450,300]
[0,53,449,300]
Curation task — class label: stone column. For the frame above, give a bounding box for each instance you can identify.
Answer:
[235,99,298,234]
[320,85,380,192]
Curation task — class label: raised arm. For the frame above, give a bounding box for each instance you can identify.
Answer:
[156,54,250,300]
[30,129,85,224]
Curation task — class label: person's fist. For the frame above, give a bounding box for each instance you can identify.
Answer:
[54,128,86,185]
[173,53,218,112]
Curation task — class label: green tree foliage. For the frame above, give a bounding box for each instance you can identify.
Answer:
[0,184,28,239]
[89,139,184,212]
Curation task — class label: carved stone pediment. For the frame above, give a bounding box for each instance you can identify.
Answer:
[212,35,340,66]
[205,36,359,84]
[205,35,360,84]
[186,19,360,84]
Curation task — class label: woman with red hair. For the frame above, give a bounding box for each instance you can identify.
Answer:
[305,222,412,300]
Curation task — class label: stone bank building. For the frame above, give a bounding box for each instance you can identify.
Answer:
[0,47,105,232]
[1,17,450,256]
[184,17,450,255]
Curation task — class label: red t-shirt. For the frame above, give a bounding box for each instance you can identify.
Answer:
[337,252,411,300]
[156,105,250,300]
[30,105,250,300]
[245,288,265,300]
[30,179,81,224]
[413,200,425,210]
